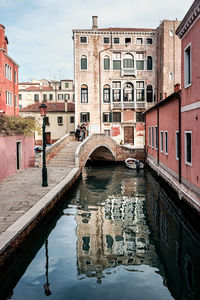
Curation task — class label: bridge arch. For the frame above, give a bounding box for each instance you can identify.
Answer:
[75,134,117,168]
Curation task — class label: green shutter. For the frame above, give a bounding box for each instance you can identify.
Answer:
[80,113,83,122]
[87,113,90,122]
[109,112,112,123]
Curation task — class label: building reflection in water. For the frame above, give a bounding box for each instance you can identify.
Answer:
[75,167,164,284]
[146,172,200,300]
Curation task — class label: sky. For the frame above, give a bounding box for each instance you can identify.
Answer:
[0,0,193,82]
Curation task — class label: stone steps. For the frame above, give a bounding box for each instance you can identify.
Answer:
[47,141,79,167]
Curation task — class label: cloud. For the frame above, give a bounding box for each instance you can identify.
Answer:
[0,0,193,81]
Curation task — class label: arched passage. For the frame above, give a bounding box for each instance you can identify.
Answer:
[88,145,116,163]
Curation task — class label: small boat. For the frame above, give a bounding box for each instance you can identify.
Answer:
[125,158,144,170]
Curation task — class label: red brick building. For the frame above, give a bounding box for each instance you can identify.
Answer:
[145,0,200,210]
[0,24,19,115]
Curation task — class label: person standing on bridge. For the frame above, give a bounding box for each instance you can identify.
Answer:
[75,125,81,141]
[80,123,86,142]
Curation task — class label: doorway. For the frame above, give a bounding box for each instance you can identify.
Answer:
[16,141,22,170]
[45,132,51,145]
[124,127,134,144]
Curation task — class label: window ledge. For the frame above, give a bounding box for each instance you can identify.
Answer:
[184,83,192,89]
[185,161,192,167]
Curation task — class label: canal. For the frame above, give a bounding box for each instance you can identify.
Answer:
[1,164,200,300]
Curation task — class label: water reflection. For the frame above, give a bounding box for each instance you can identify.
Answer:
[146,173,200,300]
[75,166,165,284]
[1,165,199,300]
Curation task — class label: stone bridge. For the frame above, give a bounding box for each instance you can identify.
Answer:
[75,133,145,170]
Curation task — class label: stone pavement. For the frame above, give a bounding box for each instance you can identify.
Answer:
[0,140,80,236]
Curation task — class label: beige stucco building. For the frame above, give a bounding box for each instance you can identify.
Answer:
[20,102,75,144]
[19,78,74,109]
[73,17,181,146]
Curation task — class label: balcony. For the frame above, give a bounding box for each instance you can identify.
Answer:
[136,102,146,109]
[112,102,122,109]
[123,102,135,109]
[121,68,137,77]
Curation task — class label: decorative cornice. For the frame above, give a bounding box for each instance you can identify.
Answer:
[176,0,200,38]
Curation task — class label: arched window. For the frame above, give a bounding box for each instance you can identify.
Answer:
[147,84,153,102]
[123,82,134,102]
[104,55,110,70]
[147,56,153,70]
[81,84,88,103]
[123,53,134,69]
[103,84,110,103]
[81,55,87,70]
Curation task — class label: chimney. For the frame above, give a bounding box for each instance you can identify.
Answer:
[0,24,8,52]
[92,16,98,31]
[174,83,181,92]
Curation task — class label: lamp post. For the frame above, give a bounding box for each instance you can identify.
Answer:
[39,103,48,187]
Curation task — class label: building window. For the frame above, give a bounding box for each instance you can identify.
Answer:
[147,84,153,102]
[6,91,12,106]
[169,30,173,36]
[176,131,179,160]
[80,112,90,123]
[14,71,17,84]
[155,126,158,149]
[152,126,154,148]
[58,94,63,100]
[49,94,53,100]
[15,95,17,107]
[125,37,131,45]
[148,127,151,146]
[103,37,110,44]
[34,94,39,102]
[147,56,153,70]
[65,82,69,88]
[136,38,143,45]
[45,117,49,126]
[160,131,163,152]
[112,81,121,102]
[146,38,152,44]
[123,53,134,69]
[80,36,87,43]
[169,72,173,80]
[19,94,22,100]
[65,94,70,100]
[104,55,110,70]
[136,81,144,101]
[185,132,192,165]
[123,82,134,102]
[184,44,191,87]
[57,116,63,125]
[114,37,120,44]
[165,131,168,154]
[136,112,144,122]
[113,112,121,122]
[103,112,112,123]
[81,84,88,103]
[113,52,121,70]
[103,84,110,103]
[70,116,74,123]
[136,52,144,70]
[5,64,12,80]
[81,55,87,70]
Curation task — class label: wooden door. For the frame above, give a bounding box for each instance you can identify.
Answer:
[124,127,134,144]
[45,132,51,145]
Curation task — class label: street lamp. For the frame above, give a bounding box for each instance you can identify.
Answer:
[39,103,48,187]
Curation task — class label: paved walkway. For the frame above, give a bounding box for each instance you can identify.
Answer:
[0,141,80,236]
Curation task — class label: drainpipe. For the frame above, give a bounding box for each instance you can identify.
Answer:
[178,92,181,183]
[157,106,159,165]
[13,67,16,115]
[99,29,113,133]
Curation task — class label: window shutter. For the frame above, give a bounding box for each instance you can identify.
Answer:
[80,113,83,122]
[119,89,121,101]
[103,113,105,122]
[87,112,90,122]
[132,88,134,101]
[109,112,112,123]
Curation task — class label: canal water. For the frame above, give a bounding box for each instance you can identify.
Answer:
[1,164,200,300]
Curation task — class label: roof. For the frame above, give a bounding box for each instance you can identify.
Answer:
[19,82,40,85]
[99,27,155,32]
[144,90,181,114]
[176,0,200,38]
[20,86,53,91]
[20,102,75,113]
